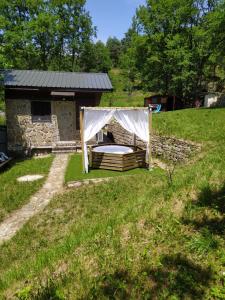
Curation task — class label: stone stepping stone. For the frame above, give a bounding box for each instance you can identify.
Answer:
[17,175,44,182]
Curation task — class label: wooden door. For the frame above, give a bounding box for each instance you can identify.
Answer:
[55,101,76,141]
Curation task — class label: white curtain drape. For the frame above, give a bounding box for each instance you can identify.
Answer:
[114,110,149,143]
[83,109,114,172]
[82,108,150,173]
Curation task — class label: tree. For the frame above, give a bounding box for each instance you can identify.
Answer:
[80,41,112,72]
[121,0,220,100]
[204,1,225,91]
[106,37,122,67]
[0,0,96,71]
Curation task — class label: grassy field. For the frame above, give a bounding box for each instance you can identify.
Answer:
[153,107,225,142]
[65,154,150,183]
[0,108,224,299]
[101,69,149,107]
[0,156,53,222]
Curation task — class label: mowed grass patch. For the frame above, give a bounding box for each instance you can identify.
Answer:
[0,169,166,298]
[65,153,149,183]
[100,68,149,107]
[153,107,225,142]
[0,148,224,299]
[101,90,149,107]
[0,156,53,222]
[0,108,224,299]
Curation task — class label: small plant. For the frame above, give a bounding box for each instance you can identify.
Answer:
[188,228,218,256]
[165,163,177,187]
[15,286,32,300]
[210,286,225,299]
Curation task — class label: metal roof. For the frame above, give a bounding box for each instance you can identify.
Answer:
[2,69,113,91]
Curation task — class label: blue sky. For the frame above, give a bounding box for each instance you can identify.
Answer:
[85,0,146,43]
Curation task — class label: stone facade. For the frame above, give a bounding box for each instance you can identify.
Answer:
[107,121,201,163]
[6,99,77,153]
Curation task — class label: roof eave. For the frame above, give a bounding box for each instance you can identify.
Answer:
[4,85,113,93]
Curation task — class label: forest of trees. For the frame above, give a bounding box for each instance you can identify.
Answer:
[1,0,225,101]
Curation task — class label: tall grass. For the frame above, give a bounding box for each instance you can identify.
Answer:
[0,108,224,299]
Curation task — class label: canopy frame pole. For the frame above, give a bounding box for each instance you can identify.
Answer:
[148,106,152,170]
[80,107,85,173]
[132,133,136,147]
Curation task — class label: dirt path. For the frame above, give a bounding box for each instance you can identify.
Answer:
[0,154,69,245]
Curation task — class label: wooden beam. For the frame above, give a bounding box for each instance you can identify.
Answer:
[51,91,76,96]
[148,106,152,170]
[80,107,85,173]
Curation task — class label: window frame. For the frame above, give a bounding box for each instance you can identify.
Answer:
[31,101,52,123]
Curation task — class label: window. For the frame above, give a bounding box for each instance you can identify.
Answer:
[31,101,51,122]
[152,97,158,104]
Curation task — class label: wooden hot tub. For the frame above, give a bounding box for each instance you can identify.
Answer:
[90,144,146,171]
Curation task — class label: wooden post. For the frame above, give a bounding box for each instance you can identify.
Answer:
[148,106,152,170]
[89,145,92,168]
[132,133,136,148]
[80,107,85,173]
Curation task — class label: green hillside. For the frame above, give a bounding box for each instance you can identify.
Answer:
[101,69,149,107]
[0,108,225,299]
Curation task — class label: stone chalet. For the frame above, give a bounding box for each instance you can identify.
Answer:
[2,69,113,154]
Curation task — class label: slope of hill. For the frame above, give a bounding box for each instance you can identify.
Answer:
[0,108,224,299]
[101,69,149,107]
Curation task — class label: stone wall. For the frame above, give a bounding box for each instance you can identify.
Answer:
[6,99,76,153]
[107,121,200,163]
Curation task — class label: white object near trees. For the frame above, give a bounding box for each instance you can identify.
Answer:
[204,94,218,107]
[80,107,152,173]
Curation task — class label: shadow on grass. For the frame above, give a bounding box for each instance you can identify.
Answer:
[196,184,225,214]
[17,254,213,299]
[183,183,225,236]
[84,254,212,299]
[0,157,28,174]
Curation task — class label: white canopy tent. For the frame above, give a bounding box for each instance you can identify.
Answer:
[80,107,152,173]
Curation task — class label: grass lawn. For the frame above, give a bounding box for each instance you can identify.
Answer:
[101,90,149,107]
[100,68,149,107]
[153,107,225,142]
[0,108,224,299]
[65,153,150,183]
[0,156,53,222]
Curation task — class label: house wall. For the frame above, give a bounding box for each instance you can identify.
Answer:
[6,99,58,152]
[5,91,102,153]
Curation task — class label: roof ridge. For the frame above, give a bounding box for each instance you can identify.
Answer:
[2,69,113,90]
[4,69,108,76]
